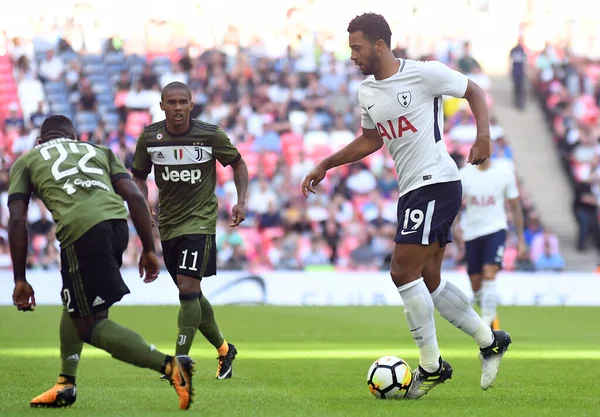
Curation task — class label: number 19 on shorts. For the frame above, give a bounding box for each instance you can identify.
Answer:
[401,200,435,244]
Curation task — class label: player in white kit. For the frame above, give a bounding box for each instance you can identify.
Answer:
[459,158,527,330]
[301,13,511,398]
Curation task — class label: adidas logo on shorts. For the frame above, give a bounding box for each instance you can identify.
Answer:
[92,296,105,307]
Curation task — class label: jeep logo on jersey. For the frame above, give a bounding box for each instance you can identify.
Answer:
[161,167,202,184]
[398,91,411,108]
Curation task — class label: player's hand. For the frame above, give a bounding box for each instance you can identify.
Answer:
[301,164,327,197]
[230,203,246,227]
[13,280,36,312]
[139,251,160,283]
[468,136,492,165]
[517,238,528,260]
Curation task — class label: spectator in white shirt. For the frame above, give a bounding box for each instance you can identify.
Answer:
[38,50,64,82]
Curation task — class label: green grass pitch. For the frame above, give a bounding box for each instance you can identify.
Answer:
[1,305,599,416]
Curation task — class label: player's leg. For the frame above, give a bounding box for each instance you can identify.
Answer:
[70,310,195,410]
[199,294,238,378]
[414,180,493,350]
[470,273,483,306]
[66,220,195,409]
[480,230,507,330]
[30,305,83,408]
[392,242,453,399]
[175,274,203,355]
[195,235,237,378]
[424,245,495,348]
[392,187,455,399]
[162,236,206,356]
[481,265,500,329]
[465,237,484,307]
[425,244,511,390]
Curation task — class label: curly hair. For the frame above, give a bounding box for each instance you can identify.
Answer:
[347,13,392,47]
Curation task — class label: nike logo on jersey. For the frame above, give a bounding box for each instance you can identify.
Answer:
[367,103,375,110]
[400,230,418,235]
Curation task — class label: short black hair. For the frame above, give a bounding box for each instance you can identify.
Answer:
[347,13,392,47]
[40,115,76,142]
[161,81,191,101]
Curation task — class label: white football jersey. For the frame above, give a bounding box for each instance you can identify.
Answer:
[359,59,468,197]
[459,161,519,241]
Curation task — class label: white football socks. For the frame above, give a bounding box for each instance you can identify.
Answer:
[398,278,441,373]
[480,280,498,327]
[431,279,494,349]
[473,288,482,307]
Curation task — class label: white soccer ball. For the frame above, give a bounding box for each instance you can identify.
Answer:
[367,356,413,399]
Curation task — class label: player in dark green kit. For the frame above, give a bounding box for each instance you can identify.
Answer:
[131,82,249,379]
[8,115,195,410]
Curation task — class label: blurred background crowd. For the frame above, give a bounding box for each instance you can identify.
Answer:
[3,0,598,273]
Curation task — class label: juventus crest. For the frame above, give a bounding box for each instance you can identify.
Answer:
[398,91,412,108]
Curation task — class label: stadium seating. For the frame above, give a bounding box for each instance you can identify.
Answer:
[0,35,545,272]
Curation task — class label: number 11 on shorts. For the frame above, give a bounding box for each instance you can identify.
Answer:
[179,249,199,271]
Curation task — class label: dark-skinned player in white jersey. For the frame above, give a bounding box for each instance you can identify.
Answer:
[302,13,511,398]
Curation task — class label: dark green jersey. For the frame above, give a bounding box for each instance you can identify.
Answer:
[131,120,240,240]
[7,138,130,247]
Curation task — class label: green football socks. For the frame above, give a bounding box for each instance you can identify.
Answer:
[176,294,203,355]
[89,319,168,372]
[198,295,225,349]
[59,307,83,379]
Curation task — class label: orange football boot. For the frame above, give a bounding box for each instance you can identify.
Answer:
[30,376,76,408]
[166,355,196,410]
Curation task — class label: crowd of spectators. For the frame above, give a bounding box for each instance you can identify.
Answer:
[0,28,566,273]
[530,42,600,267]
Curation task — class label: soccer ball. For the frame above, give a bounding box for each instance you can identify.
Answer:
[367,356,413,399]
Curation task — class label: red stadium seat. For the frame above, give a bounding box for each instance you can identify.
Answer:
[114,91,128,107]
[125,111,151,136]
[261,152,279,178]
[0,63,12,74]
[216,161,233,184]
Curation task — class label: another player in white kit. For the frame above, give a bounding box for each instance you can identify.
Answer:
[302,13,511,398]
[459,158,527,330]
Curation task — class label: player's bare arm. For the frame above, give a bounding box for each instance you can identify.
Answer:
[463,79,492,165]
[132,174,156,226]
[508,197,527,258]
[114,178,160,282]
[230,156,248,227]
[8,199,36,311]
[301,128,382,197]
